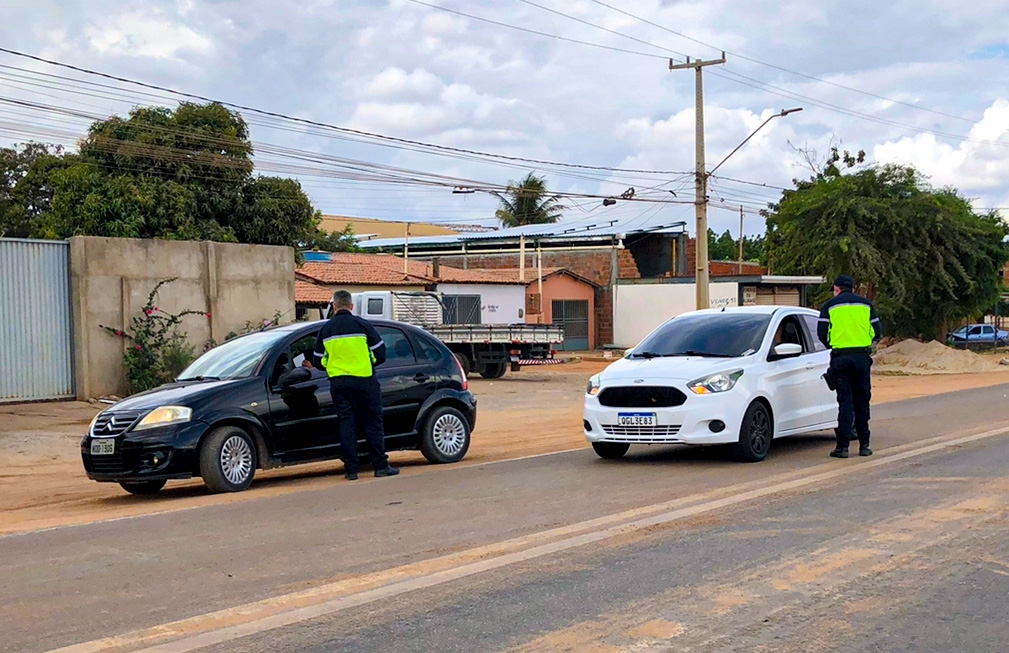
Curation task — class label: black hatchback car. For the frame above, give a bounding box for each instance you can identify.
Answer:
[81,319,476,494]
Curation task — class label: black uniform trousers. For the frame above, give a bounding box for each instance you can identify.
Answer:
[329,376,389,474]
[830,352,873,449]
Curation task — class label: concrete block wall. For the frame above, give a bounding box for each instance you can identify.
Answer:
[70,237,295,399]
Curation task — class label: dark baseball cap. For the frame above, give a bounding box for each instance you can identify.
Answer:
[833,275,854,290]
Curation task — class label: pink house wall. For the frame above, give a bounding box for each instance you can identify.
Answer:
[525,273,596,350]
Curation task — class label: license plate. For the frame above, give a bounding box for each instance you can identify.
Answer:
[618,412,656,427]
[90,439,115,455]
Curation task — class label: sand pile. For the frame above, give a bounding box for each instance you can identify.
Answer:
[873,339,1005,375]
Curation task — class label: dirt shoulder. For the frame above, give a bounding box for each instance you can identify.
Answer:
[2,361,1008,536]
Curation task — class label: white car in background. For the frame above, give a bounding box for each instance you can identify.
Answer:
[584,306,837,462]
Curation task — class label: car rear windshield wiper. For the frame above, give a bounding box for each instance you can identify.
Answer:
[176,375,221,382]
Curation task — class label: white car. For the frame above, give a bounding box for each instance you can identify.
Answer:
[584,306,837,462]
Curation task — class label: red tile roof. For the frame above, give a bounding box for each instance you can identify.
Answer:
[297,253,525,286]
[295,280,333,305]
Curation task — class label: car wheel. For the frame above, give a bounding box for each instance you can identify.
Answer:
[420,406,471,464]
[734,402,772,462]
[592,442,630,459]
[480,362,507,379]
[119,480,167,495]
[199,426,257,493]
[454,352,472,376]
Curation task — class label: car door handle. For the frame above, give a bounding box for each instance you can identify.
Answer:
[805,363,817,370]
[413,373,430,383]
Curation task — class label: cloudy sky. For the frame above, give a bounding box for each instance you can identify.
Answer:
[2,0,1008,236]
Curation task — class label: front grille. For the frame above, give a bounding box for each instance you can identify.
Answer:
[597,386,687,408]
[601,424,683,442]
[88,452,129,475]
[91,410,144,437]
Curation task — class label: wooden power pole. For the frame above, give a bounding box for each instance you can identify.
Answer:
[669,53,726,309]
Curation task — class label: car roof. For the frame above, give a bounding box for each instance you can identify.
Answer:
[264,317,427,336]
[687,305,816,316]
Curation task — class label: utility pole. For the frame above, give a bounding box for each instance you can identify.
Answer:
[669,53,726,310]
[738,205,744,275]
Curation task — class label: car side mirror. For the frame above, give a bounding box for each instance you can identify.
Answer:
[279,366,312,389]
[771,343,803,359]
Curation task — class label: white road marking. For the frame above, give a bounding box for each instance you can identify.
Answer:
[43,423,1009,653]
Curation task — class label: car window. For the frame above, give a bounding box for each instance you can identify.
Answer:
[376,326,416,368]
[413,333,445,364]
[367,298,384,316]
[982,326,994,335]
[631,312,772,358]
[969,326,983,335]
[178,330,288,380]
[290,334,319,370]
[798,314,828,352]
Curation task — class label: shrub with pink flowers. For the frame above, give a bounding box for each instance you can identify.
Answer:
[101,278,207,393]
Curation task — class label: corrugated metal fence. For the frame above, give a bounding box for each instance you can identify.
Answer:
[0,239,75,402]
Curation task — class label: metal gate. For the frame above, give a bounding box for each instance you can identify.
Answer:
[552,300,589,351]
[0,239,74,402]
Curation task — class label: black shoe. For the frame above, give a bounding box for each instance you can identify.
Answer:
[830,448,850,459]
[345,472,358,481]
[374,466,400,478]
[859,446,873,457]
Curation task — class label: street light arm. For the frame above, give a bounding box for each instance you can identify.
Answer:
[708,107,802,177]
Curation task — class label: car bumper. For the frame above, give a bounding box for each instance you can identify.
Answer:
[81,421,208,482]
[583,393,747,446]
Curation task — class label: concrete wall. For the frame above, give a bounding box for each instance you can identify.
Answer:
[613,281,739,348]
[526,274,597,350]
[70,237,295,399]
[436,283,527,325]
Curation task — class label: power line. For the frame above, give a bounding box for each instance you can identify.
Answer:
[583,0,979,125]
[0,47,692,176]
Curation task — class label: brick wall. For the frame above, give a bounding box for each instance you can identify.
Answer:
[681,237,766,277]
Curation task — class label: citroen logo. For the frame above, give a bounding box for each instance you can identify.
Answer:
[103,417,116,433]
[633,379,645,384]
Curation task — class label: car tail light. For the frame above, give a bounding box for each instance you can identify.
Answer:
[509,349,520,356]
[455,356,469,391]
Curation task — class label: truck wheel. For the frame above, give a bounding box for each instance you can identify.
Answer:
[199,426,257,493]
[420,406,471,464]
[454,352,472,376]
[119,480,167,495]
[480,363,507,379]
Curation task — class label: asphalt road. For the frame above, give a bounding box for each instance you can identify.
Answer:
[4,383,1009,653]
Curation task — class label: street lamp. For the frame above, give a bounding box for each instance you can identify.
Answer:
[694,107,802,309]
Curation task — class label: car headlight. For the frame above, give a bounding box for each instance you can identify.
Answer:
[586,375,601,396]
[133,406,193,431]
[688,370,743,395]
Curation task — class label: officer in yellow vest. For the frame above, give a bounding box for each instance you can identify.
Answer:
[817,275,882,459]
[313,290,399,481]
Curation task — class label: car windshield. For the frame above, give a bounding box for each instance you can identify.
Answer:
[177,331,292,381]
[630,312,773,358]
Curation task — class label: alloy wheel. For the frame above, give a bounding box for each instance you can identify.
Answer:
[432,413,467,456]
[220,435,253,485]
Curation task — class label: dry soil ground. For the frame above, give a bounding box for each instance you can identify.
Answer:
[2,361,1008,536]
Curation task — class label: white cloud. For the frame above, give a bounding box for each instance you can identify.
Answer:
[84,12,211,59]
[873,98,1009,203]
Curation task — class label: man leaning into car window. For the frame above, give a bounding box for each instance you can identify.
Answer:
[313,290,400,481]
[817,275,882,459]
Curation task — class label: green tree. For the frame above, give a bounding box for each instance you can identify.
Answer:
[706,229,767,264]
[764,154,1008,339]
[0,103,323,249]
[303,223,361,253]
[493,173,564,228]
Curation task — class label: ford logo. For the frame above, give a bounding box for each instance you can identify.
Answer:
[633,379,644,384]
